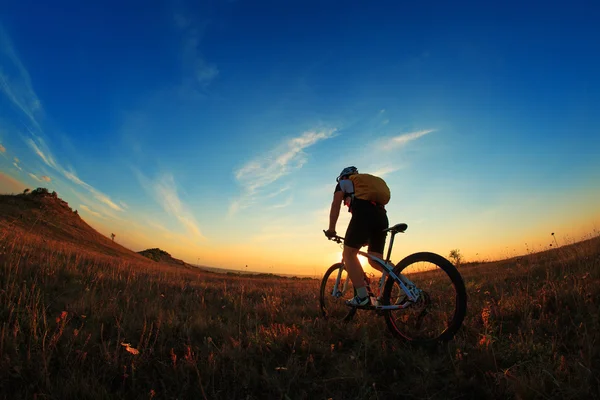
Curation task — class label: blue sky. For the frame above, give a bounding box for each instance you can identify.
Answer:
[1,1,599,275]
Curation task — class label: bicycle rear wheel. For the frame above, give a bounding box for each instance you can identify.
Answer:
[382,252,467,343]
[319,263,357,321]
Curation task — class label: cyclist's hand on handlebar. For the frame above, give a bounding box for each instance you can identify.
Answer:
[324,229,337,239]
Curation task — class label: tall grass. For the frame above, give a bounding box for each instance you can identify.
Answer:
[0,226,599,399]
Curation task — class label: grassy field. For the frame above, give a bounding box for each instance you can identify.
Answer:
[1,222,599,399]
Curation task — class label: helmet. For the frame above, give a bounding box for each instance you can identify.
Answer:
[336,166,358,182]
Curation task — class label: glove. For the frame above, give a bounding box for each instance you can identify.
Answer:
[324,229,337,238]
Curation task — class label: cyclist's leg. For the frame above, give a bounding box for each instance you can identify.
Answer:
[344,211,369,296]
[343,245,365,291]
[367,251,385,273]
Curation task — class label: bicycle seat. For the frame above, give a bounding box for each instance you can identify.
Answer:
[384,223,408,233]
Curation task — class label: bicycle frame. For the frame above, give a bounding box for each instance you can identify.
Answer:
[329,230,422,310]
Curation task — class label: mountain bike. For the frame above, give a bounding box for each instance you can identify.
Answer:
[320,223,467,344]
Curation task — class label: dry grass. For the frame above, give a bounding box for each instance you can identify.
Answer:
[0,225,599,399]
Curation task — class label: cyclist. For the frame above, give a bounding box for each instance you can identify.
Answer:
[324,166,390,306]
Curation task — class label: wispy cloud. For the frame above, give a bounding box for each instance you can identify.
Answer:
[386,129,435,148]
[191,57,218,88]
[271,196,294,209]
[79,204,104,219]
[265,185,291,199]
[136,171,204,239]
[0,144,5,153]
[25,135,125,211]
[69,189,123,222]
[63,169,124,211]
[176,215,202,238]
[0,26,42,130]
[144,219,173,236]
[27,172,50,183]
[231,129,336,215]
[228,199,243,217]
[175,12,218,90]
[95,194,123,212]
[13,162,22,171]
[152,174,184,215]
[350,125,435,179]
[369,165,403,177]
[26,137,58,168]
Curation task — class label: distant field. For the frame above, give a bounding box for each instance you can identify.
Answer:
[196,264,316,279]
[1,222,599,399]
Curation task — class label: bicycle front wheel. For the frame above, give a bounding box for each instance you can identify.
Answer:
[382,252,467,343]
[319,263,357,322]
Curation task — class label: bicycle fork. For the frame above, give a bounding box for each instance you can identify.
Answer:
[332,266,349,298]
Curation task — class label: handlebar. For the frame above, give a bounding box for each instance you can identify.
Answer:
[323,230,345,244]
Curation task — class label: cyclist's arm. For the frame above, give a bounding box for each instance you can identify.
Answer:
[328,190,344,231]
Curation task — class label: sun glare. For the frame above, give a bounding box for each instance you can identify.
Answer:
[328,251,371,269]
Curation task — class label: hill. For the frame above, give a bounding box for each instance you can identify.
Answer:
[0,188,153,263]
[138,247,187,266]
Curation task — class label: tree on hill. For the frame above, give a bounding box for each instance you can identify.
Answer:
[23,188,30,194]
[449,249,463,267]
[111,233,116,242]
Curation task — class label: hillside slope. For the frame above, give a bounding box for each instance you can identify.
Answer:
[0,189,152,262]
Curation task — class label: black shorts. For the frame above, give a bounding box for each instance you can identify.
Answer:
[344,198,389,253]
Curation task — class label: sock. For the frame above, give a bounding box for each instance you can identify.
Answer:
[356,286,369,298]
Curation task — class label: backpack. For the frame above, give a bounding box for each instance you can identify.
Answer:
[349,173,391,205]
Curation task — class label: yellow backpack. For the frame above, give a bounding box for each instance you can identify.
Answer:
[349,173,391,205]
